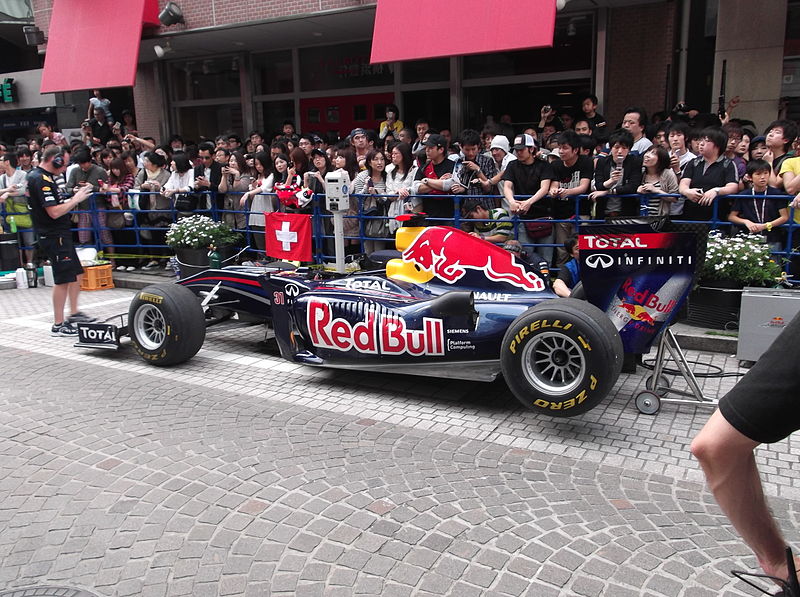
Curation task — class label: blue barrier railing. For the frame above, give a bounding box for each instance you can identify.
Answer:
[2,190,799,280]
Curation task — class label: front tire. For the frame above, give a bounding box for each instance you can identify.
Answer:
[500,299,623,416]
[128,283,206,366]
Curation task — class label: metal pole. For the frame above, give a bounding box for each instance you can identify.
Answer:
[333,212,345,274]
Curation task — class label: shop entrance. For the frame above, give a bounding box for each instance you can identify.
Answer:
[300,92,394,140]
[463,80,591,133]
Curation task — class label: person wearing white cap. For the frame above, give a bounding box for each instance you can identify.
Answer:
[488,135,516,192]
[500,134,555,264]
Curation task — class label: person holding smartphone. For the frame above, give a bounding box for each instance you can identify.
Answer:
[379,104,404,141]
[667,121,696,179]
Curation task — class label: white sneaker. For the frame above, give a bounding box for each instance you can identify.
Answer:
[51,322,79,337]
[142,260,159,270]
[126,266,136,272]
[115,265,126,272]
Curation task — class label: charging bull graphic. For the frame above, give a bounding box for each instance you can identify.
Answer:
[617,302,656,325]
[401,227,545,291]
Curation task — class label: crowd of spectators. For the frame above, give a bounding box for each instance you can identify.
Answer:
[2,90,800,277]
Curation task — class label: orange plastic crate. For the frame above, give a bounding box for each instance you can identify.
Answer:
[80,264,115,291]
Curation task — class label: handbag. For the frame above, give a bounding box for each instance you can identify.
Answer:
[387,197,405,233]
[524,217,553,239]
[106,209,126,229]
[174,192,200,212]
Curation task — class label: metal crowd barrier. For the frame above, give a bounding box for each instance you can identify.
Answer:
[2,190,799,280]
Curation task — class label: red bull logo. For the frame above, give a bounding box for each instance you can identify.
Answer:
[401,227,545,291]
[617,302,656,325]
[308,300,445,356]
[620,277,677,318]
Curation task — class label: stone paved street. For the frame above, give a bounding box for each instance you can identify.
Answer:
[0,285,798,596]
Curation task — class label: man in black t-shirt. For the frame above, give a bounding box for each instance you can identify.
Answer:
[549,130,593,266]
[28,146,95,336]
[413,133,457,222]
[679,127,739,221]
[501,134,555,263]
[581,94,606,137]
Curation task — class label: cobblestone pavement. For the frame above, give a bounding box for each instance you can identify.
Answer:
[1,286,798,597]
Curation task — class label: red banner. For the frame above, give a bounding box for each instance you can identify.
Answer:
[41,0,157,93]
[265,213,312,262]
[370,0,556,64]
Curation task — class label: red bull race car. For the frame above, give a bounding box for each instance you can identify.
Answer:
[78,218,696,418]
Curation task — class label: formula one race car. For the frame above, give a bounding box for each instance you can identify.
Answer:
[78,218,696,417]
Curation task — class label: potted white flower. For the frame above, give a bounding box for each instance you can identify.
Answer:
[165,215,242,277]
[688,232,784,329]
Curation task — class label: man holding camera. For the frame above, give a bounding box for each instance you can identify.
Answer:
[450,129,499,211]
[82,108,114,146]
[28,146,95,336]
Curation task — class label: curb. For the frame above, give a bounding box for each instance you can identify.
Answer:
[670,322,737,354]
[113,271,175,290]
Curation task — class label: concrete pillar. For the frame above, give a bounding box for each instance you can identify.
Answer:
[713,0,787,132]
[133,63,167,141]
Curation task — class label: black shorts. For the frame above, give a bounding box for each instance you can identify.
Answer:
[38,233,84,285]
[719,311,800,444]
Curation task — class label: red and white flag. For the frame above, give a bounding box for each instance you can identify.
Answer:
[265,212,312,262]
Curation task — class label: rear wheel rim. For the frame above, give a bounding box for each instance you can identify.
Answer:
[133,304,166,350]
[521,332,586,395]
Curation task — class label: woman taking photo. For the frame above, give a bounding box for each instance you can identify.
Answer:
[219,151,253,230]
[352,149,389,253]
[637,146,680,216]
[240,152,275,254]
[134,151,171,270]
[305,149,333,254]
[304,149,331,195]
[332,148,360,249]
[385,142,417,229]
[102,157,136,271]
[288,147,309,181]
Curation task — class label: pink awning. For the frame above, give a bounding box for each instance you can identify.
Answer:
[40,0,157,93]
[370,0,556,63]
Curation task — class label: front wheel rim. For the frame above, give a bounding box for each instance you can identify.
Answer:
[521,331,586,395]
[133,303,167,350]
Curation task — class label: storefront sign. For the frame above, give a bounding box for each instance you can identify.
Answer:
[1,79,17,104]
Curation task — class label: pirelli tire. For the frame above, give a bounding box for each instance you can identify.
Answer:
[128,283,206,366]
[500,299,624,417]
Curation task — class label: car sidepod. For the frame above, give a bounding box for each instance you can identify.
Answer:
[268,277,534,382]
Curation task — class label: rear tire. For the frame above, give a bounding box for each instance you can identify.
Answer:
[128,283,206,366]
[500,299,623,416]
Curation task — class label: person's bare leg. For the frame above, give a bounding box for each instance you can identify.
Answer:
[67,278,81,316]
[51,283,68,324]
[691,409,796,581]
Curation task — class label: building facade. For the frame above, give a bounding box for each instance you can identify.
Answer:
[13,0,799,143]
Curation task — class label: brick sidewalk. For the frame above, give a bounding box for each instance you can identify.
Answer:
[0,286,797,596]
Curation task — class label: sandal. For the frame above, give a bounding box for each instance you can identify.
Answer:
[732,547,800,596]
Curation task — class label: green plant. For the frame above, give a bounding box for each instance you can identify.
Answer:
[699,231,783,287]
[165,215,242,250]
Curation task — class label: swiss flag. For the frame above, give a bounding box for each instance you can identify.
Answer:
[265,212,312,262]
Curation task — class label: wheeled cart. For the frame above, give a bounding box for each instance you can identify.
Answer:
[634,326,732,415]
